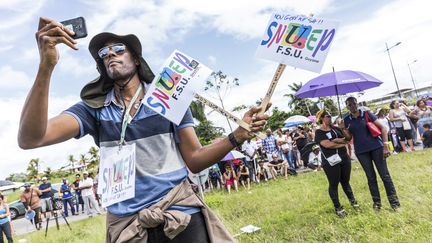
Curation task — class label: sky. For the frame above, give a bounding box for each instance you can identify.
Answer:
[0,0,431,179]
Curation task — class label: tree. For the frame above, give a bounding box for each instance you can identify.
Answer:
[284,82,313,116]
[79,154,88,170]
[204,71,239,132]
[194,120,225,146]
[190,100,207,123]
[6,172,27,182]
[266,107,290,131]
[87,146,100,170]
[44,167,52,179]
[26,158,39,181]
[68,155,76,173]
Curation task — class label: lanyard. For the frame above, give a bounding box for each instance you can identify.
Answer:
[119,84,143,148]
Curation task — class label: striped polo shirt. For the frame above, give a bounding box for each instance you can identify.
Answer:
[64,83,198,217]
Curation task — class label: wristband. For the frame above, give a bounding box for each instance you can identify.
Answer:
[228,132,241,147]
[384,142,390,145]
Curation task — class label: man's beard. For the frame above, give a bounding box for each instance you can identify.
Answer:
[109,68,135,81]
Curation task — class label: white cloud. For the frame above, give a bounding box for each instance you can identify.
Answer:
[323,0,432,102]
[0,66,32,90]
[0,95,94,179]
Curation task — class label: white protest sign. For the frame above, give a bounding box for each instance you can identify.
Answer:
[143,50,213,124]
[98,143,136,207]
[256,14,339,73]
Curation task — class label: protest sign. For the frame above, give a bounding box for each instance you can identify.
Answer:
[143,50,213,124]
[256,14,339,73]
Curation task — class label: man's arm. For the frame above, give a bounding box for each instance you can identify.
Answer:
[40,186,51,193]
[18,17,79,149]
[179,106,269,173]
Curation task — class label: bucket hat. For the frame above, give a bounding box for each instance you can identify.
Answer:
[81,32,155,108]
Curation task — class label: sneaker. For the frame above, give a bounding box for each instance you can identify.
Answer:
[391,205,401,212]
[373,202,382,211]
[335,207,347,218]
[350,200,360,210]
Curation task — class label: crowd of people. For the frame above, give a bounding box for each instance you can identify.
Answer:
[206,96,432,217]
[18,171,102,232]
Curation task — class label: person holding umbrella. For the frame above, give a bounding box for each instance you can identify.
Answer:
[315,109,359,217]
[343,97,400,211]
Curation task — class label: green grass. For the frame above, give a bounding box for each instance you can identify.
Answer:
[205,149,432,242]
[15,215,106,243]
[16,150,432,242]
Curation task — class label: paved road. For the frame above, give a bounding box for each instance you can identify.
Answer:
[12,210,106,236]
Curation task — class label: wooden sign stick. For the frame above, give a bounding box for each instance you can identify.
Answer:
[258,63,287,115]
[194,93,265,139]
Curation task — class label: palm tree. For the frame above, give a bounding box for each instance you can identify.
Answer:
[284,82,312,116]
[68,155,76,173]
[87,146,100,170]
[79,154,88,171]
[26,158,39,181]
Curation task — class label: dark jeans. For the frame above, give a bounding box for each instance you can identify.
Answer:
[147,212,209,243]
[62,198,76,216]
[0,221,13,243]
[356,147,400,207]
[32,207,42,229]
[322,153,356,209]
[244,160,256,181]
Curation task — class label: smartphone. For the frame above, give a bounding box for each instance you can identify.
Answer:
[60,17,87,39]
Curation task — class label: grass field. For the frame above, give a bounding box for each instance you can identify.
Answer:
[16,149,432,242]
[207,149,432,242]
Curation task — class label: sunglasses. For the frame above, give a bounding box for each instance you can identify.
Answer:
[324,114,331,118]
[98,43,126,59]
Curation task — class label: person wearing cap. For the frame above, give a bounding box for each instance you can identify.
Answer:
[308,144,322,171]
[18,17,269,242]
[20,183,42,230]
[60,178,76,217]
[315,109,359,217]
[19,17,269,241]
[344,97,400,211]
[38,177,53,220]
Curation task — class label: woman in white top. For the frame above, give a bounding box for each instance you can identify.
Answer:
[389,100,414,152]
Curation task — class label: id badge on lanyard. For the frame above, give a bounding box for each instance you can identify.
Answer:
[96,84,142,207]
[98,143,136,208]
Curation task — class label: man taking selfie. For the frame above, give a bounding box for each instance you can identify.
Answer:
[18,17,270,242]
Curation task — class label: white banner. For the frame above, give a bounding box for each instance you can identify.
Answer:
[256,13,339,73]
[143,50,213,124]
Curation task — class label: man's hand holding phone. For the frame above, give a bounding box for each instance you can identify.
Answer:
[36,17,78,67]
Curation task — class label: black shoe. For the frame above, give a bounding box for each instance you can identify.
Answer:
[335,207,347,218]
[373,202,382,211]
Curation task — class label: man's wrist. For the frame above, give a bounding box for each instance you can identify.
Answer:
[229,132,242,147]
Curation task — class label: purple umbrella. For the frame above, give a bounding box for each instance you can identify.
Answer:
[221,150,245,161]
[295,69,383,115]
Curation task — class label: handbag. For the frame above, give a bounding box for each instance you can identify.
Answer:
[364,111,382,137]
[325,152,342,166]
[402,120,411,130]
